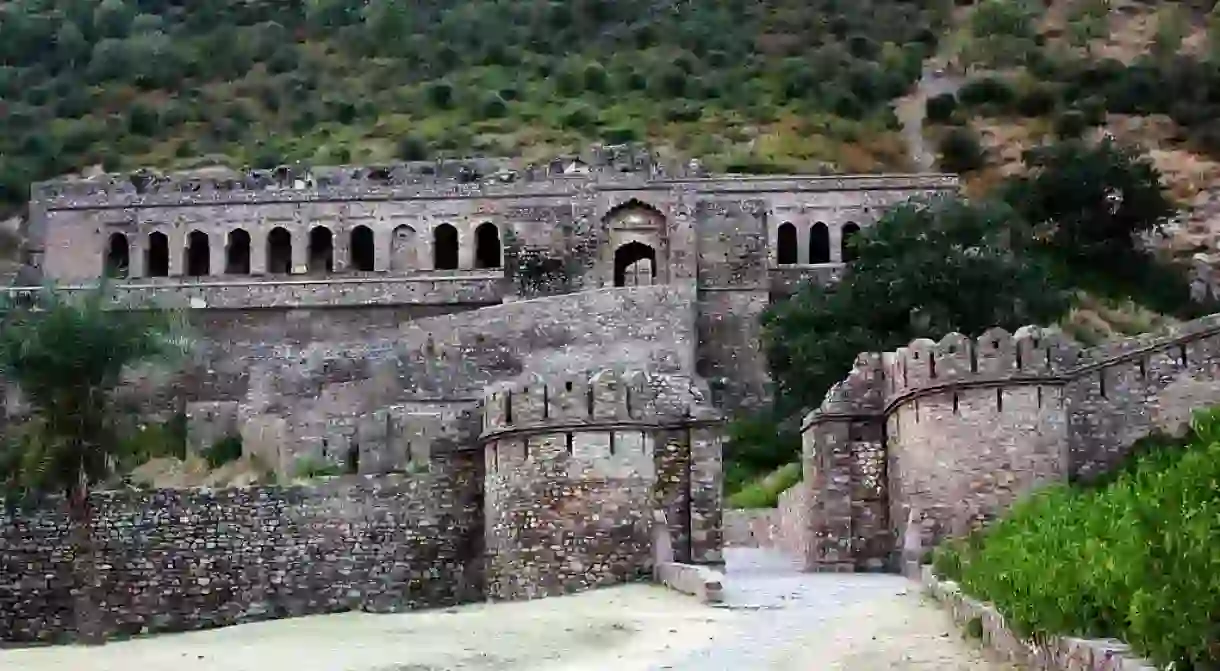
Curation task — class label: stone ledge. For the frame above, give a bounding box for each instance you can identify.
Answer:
[920,565,1158,670]
[655,562,725,604]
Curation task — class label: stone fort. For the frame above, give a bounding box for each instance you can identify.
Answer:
[0,149,959,641]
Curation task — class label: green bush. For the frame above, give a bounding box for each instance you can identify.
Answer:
[925,92,958,123]
[726,462,802,508]
[937,127,986,173]
[202,435,243,469]
[946,407,1220,668]
[1053,109,1088,139]
[958,76,1017,108]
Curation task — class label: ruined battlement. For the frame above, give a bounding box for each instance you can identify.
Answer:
[481,368,714,438]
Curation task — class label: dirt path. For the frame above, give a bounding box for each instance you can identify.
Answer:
[896,63,965,172]
[2,550,1013,671]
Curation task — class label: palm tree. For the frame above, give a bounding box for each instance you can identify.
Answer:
[0,282,189,644]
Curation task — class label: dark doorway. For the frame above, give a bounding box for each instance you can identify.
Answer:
[613,241,657,287]
[104,232,129,278]
[268,227,292,274]
[350,225,375,272]
[777,222,797,265]
[308,226,334,273]
[474,222,501,269]
[433,223,459,270]
[841,222,861,262]
[185,230,210,277]
[226,229,251,275]
[146,232,169,277]
[810,222,830,263]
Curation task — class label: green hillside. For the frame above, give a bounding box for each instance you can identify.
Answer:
[0,0,949,208]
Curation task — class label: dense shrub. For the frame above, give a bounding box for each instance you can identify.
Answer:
[934,407,1220,668]
[925,92,959,123]
[1053,109,1088,138]
[957,76,1017,108]
[725,462,802,508]
[938,126,986,173]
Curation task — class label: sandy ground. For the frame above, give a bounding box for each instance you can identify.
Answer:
[2,579,1014,671]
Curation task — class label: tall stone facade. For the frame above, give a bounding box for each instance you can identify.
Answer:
[773,314,1220,573]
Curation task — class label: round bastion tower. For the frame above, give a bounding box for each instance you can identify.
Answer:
[480,368,722,600]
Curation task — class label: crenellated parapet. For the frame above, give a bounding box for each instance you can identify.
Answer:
[481,368,717,439]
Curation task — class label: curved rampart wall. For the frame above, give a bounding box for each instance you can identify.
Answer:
[799,313,1220,572]
[479,368,722,600]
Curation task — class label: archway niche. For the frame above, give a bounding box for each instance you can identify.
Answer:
[433,223,459,270]
[185,230,210,277]
[308,226,334,273]
[350,225,375,272]
[810,222,831,263]
[613,242,657,287]
[841,222,861,262]
[267,227,293,274]
[146,232,169,277]
[104,232,129,278]
[776,222,798,265]
[474,222,501,269]
[226,229,251,275]
[390,224,418,272]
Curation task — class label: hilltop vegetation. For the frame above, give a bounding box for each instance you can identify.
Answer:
[0,0,951,209]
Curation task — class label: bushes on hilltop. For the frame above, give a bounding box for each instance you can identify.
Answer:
[932,406,1220,669]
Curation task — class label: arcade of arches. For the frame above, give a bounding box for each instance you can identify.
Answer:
[102,222,505,279]
[775,221,860,265]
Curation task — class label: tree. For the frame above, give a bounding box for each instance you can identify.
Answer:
[0,284,188,643]
[763,195,1068,423]
[1003,139,1176,263]
[964,0,1040,68]
[1066,0,1111,56]
[1152,4,1188,65]
[938,126,987,173]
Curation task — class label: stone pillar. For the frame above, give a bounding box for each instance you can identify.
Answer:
[689,424,724,567]
[129,234,145,278]
[209,235,225,277]
[168,228,185,276]
[374,226,392,272]
[829,223,844,263]
[291,227,308,275]
[250,229,268,275]
[333,227,350,273]
[457,222,474,270]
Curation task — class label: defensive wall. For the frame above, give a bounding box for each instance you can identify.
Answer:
[725,312,1220,572]
[0,368,721,642]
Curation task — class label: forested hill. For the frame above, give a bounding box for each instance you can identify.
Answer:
[0,0,947,208]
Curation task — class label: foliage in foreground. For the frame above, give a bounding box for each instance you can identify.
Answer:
[932,408,1220,669]
[725,461,801,509]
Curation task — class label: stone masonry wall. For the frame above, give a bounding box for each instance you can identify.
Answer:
[791,313,1220,572]
[0,452,483,643]
[479,368,722,600]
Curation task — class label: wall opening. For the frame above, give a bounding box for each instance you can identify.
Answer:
[225,229,251,275]
[474,222,501,269]
[346,443,359,475]
[185,230,210,277]
[104,232,129,278]
[390,224,417,272]
[146,231,169,277]
[433,223,459,270]
[350,225,375,272]
[613,241,657,287]
[308,226,334,273]
[809,222,830,263]
[268,227,292,274]
[841,222,861,262]
[776,222,798,265]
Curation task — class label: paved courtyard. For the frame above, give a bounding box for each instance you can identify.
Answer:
[3,549,1014,671]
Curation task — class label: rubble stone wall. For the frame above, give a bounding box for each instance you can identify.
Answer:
[0,452,483,643]
[791,314,1220,572]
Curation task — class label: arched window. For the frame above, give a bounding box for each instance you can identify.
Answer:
[841,222,861,263]
[268,227,293,274]
[104,232,129,278]
[226,229,251,275]
[474,222,501,269]
[809,222,830,264]
[146,232,169,277]
[185,230,210,277]
[776,222,798,265]
[613,242,657,287]
[308,226,334,273]
[433,223,459,270]
[350,225,375,272]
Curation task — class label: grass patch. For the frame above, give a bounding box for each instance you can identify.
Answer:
[726,462,801,508]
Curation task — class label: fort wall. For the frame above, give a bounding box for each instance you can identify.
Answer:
[783,313,1220,572]
[480,368,722,599]
[0,453,484,643]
